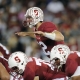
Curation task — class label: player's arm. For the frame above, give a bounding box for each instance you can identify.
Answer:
[33,22,64,41]
[43,30,64,41]
[0,63,10,80]
[34,76,39,80]
[33,30,64,41]
[71,76,80,80]
[0,52,3,57]
[15,32,36,38]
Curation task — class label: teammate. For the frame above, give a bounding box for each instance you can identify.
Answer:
[8,51,52,80]
[15,7,64,57]
[0,43,23,80]
[8,51,68,80]
[50,44,80,80]
[0,43,10,80]
[0,43,67,80]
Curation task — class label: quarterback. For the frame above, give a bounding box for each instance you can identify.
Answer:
[16,7,64,57]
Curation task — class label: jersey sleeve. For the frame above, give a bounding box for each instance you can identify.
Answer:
[43,22,58,32]
[43,71,53,80]
[0,43,10,59]
[0,57,11,73]
[65,54,78,77]
[23,66,35,80]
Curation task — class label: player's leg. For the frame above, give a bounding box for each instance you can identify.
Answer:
[0,63,10,80]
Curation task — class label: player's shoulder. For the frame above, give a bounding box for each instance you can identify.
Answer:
[68,51,79,59]
[26,57,36,67]
[42,21,56,27]
[28,57,38,62]
[38,21,58,32]
[43,21,54,24]
[23,65,35,80]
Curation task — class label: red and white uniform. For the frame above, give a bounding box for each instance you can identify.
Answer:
[0,43,66,80]
[65,51,80,77]
[42,63,68,80]
[23,57,67,80]
[0,57,24,80]
[35,22,64,57]
[0,43,10,59]
[0,43,23,80]
[43,71,67,80]
[23,57,51,80]
[0,43,10,72]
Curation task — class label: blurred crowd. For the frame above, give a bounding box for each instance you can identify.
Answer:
[0,0,80,60]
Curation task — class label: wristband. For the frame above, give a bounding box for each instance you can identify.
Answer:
[44,32,56,40]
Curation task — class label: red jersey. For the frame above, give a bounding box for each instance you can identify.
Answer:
[0,43,10,59]
[43,71,67,80]
[0,43,23,80]
[42,64,67,80]
[0,57,24,80]
[23,57,67,80]
[0,57,10,72]
[0,55,67,80]
[65,51,80,77]
[35,22,64,57]
[0,43,11,72]
[23,57,51,80]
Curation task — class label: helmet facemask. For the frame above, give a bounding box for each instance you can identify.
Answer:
[11,61,26,74]
[50,58,60,67]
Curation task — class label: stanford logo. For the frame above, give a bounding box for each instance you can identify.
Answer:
[58,48,64,54]
[14,56,21,63]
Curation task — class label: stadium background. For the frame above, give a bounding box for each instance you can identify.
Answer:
[0,0,80,61]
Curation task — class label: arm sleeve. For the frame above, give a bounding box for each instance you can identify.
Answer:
[23,67,35,80]
[0,43,10,59]
[65,58,78,77]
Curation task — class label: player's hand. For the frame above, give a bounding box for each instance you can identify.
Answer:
[15,32,28,36]
[15,32,30,36]
[15,32,36,38]
[34,31,44,36]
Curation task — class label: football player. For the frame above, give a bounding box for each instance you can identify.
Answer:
[0,43,10,80]
[15,7,64,57]
[50,44,80,80]
[0,43,50,80]
[8,51,68,80]
[0,43,23,80]
[8,51,51,80]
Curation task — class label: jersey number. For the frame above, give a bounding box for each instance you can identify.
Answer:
[34,57,50,66]
[38,41,50,55]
